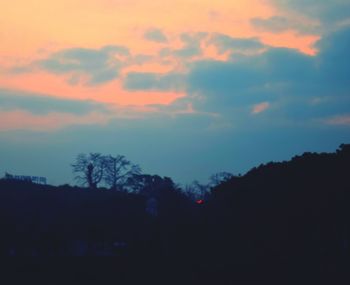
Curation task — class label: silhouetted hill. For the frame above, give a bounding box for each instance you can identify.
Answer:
[204,144,350,282]
[0,181,145,256]
[0,145,349,283]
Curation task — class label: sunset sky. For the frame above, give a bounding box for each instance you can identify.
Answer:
[1,0,350,185]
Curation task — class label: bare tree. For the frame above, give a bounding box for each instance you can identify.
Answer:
[71,153,106,189]
[184,180,209,201]
[103,155,141,191]
[208,172,233,188]
[184,172,233,201]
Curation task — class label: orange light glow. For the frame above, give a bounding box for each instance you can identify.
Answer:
[0,0,320,128]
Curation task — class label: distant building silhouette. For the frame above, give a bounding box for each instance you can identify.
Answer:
[4,172,47,185]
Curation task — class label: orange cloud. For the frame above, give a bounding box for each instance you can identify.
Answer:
[325,115,350,126]
[260,32,320,55]
[0,0,320,117]
[252,102,270,114]
[0,110,110,131]
[0,71,185,106]
[1,0,315,58]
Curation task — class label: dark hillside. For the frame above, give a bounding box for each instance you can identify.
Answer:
[0,145,349,283]
[0,181,149,257]
[204,144,350,282]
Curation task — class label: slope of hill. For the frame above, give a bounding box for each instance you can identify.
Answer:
[0,145,349,283]
[204,144,350,282]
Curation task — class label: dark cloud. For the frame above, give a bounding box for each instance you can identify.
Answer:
[186,26,350,122]
[252,1,350,35]
[258,48,315,82]
[174,46,202,58]
[316,27,350,89]
[159,32,208,59]
[276,96,350,123]
[119,27,350,126]
[188,58,264,96]
[0,89,108,115]
[209,33,265,54]
[187,47,314,102]
[271,0,350,25]
[124,72,184,91]
[173,32,208,58]
[251,16,319,35]
[159,48,172,58]
[130,54,154,65]
[37,45,129,85]
[144,28,168,43]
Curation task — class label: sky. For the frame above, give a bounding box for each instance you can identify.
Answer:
[1,0,350,186]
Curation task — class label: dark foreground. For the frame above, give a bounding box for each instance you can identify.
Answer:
[1,145,350,284]
[2,257,349,284]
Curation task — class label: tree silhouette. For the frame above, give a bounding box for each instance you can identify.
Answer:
[71,153,106,189]
[184,180,209,201]
[103,155,141,191]
[208,171,233,188]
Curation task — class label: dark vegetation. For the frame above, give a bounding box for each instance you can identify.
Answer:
[0,144,350,284]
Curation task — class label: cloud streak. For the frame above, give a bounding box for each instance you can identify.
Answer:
[209,33,265,54]
[26,46,130,86]
[124,72,184,92]
[0,110,111,132]
[325,115,350,126]
[184,26,350,126]
[252,102,270,114]
[270,0,350,30]
[251,16,319,35]
[0,89,108,115]
[144,28,168,43]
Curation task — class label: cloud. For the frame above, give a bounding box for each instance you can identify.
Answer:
[116,26,350,128]
[186,26,350,124]
[174,33,206,58]
[187,46,314,106]
[315,27,350,89]
[5,25,350,134]
[252,102,270,114]
[325,115,350,126]
[0,88,169,131]
[0,110,110,132]
[252,1,350,35]
[271,0,350,27]
[144,28,168,43]
[251,16,319,35]
[209,33,265,54]
[159,32,208,60]
[188,58,264,97]
[130,54,154,65]
[35,45,129,85]
[124,72,184,91]
[0,89,108,115]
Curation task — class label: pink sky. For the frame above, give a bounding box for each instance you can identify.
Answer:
[0,0,320,130]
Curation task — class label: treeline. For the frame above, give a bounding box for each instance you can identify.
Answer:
[69,152,232,197]
[0,144,349,283]
[204,143,350,282]
[0,174,192,256]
